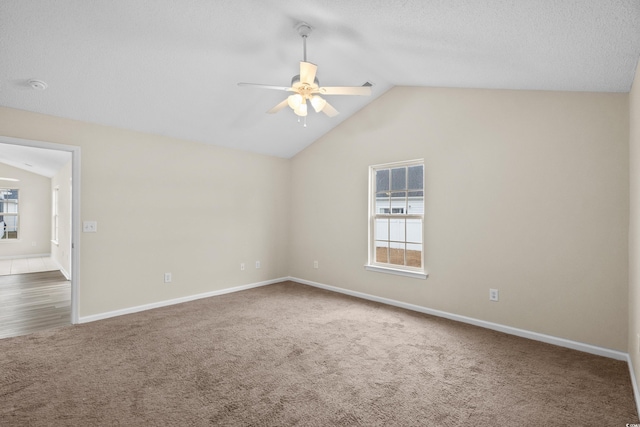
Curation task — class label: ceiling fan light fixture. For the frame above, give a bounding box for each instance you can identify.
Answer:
[287,93,303,109]
[310,95,327,113]
[294,101,308,117]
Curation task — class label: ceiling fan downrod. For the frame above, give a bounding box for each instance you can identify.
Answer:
[296,23,312,62]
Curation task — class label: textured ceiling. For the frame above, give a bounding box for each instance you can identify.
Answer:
[1,0,639,159]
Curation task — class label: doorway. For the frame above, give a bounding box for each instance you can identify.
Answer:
[0,136,80,332]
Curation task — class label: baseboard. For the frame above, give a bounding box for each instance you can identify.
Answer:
[59,266,70,280]
[78,277,287,324]
[50,257,70,280]
[628,356,640,417]
[289,276,628,362]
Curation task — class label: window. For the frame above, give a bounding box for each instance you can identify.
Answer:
[366,160,426,279]
[52,186,59,244]
[0,189,19,240]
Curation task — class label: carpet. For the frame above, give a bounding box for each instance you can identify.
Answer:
[0,280,637,426]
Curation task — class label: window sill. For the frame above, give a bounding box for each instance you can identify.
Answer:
[364,264,428,280]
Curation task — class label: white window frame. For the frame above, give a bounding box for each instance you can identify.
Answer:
[0,188,19,241]
[365,159,427,279]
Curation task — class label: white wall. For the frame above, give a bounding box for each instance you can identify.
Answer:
[51,159,72,278]
[290,87,629,351]
[629,61,640,387]
[0,107,291,317]
[0,162,51,258]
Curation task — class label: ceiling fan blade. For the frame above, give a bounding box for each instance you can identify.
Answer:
[318,86,372,96]
[267,99,289,114]
[300,61,317,86]
[321,101,339,117]
[238,83,292,92]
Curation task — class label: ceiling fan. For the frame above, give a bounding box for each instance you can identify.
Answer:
[238,22,372,120]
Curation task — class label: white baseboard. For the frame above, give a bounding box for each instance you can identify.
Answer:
[50,257,70,280]
[628,356,640,417]
[289,276,629,362]
[59,266,70,280]
[78,277,286,324]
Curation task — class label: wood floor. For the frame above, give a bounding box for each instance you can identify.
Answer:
[0,270,71,339]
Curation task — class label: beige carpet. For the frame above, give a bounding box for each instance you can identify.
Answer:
[0,281,637,426]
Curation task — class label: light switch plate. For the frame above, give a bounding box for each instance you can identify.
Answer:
[83,221,97,232]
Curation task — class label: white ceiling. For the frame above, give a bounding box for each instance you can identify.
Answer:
[0,142,71,178]
[1,0,639,160]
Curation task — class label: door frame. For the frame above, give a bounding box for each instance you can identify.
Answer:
[0,136,80,323]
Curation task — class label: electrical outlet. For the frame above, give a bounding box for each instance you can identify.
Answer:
[489,288,499,302]
[255,261,261,269]
[164,272,172,283]
[240,263,245,271]
[314,260,318,269]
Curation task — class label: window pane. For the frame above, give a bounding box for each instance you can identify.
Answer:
[2,215,18,239]
[389,243,405,265]
[375,218,389,241]
[390,191,406,213]
[406,218,422,243]
[376,169,389,192]
[391,167,406,191]
[406,243,422,268]
[376,193,390,214]
[408,165,423,190]
[375,241,389,263]
[408,191,424,214]
[389,218,405,243]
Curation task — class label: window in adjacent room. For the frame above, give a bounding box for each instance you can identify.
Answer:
[366,160,426,279]
[0,189,19,240]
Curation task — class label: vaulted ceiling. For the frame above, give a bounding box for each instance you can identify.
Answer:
[1,1,639,159]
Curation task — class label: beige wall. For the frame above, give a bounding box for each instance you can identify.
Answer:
[0,85,631,353]
[0,107,291,317]
[630,63,640,383]
[0,162,51,258]
[51,159,72,277]
[290,87,629,351]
